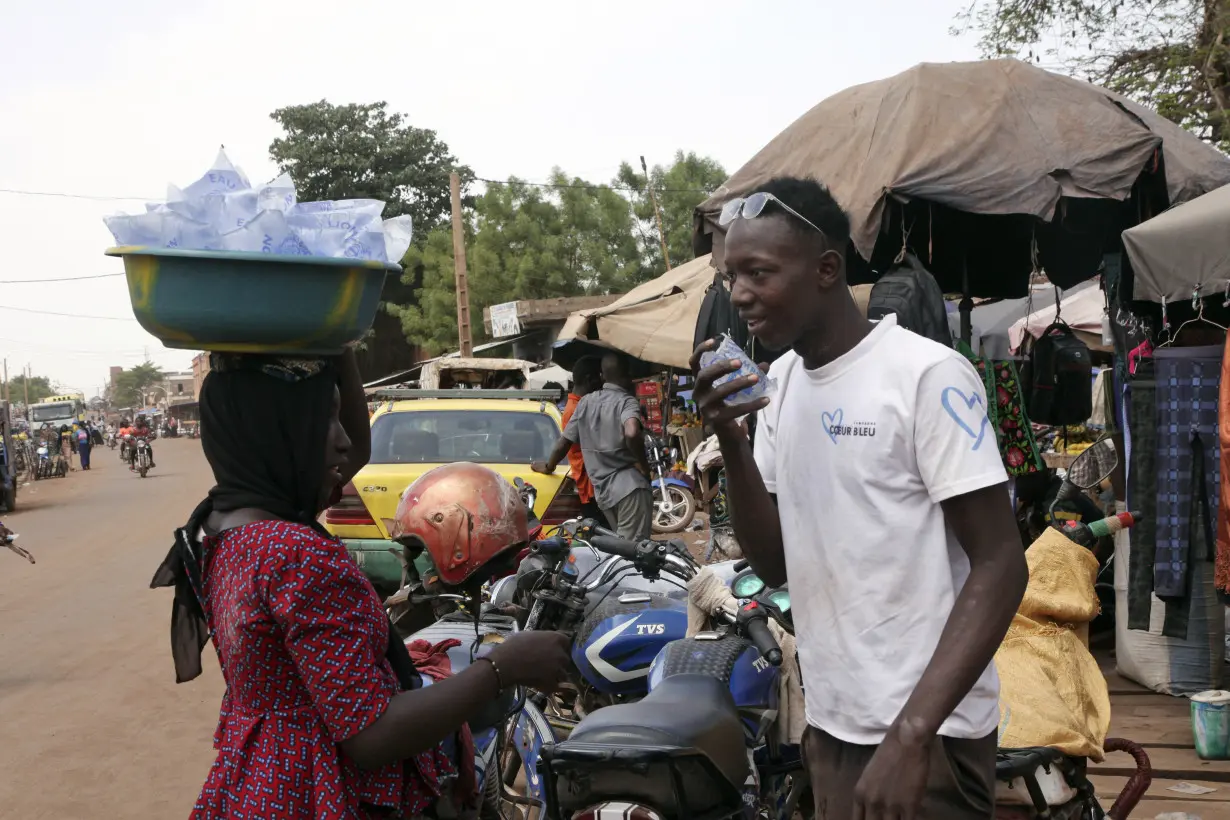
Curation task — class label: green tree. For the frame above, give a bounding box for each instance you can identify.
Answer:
[956,0,1230,151]
[3,373,54,404]
[110,361,164,408]
[390,171,645,355]
[616,152,727,273]
[269,101,472,238]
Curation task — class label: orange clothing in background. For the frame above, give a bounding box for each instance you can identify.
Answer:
[561,393,594,504]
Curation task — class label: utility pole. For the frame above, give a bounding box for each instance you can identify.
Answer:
[2,359,8,406]
[641,155,672,271]
[23,365,30,418]
[449,172,474,357]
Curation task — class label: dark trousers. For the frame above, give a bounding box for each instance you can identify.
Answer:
[802,725,996,819]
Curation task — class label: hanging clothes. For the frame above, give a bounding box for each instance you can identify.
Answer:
[1126,361,1159,631]
[1216,331,1230,593]
[959,344,1045,476]
[1151,345,1223,639]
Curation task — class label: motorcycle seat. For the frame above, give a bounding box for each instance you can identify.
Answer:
[557,673,748,789]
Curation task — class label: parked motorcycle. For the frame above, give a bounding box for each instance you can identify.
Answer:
[488,522,698,813]
[533,546,797,820]
[645,433,697,534]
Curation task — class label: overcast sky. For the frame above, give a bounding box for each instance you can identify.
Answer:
[0,0,981,395]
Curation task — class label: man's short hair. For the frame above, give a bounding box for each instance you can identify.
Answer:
[572,356,601,385]
[755,177,851,252]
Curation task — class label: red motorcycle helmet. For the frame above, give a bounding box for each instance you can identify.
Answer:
[390,462,529,587]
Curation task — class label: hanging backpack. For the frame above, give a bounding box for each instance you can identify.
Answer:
[1024,322,1092,426]
[866,252,952,348]
[694,268,749,353]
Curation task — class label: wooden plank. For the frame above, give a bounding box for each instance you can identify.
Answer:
[1092,774,1230,802]
[1110,712,1197,746]
[1093,746,1230,782]
[1127,799,1230,819]
[1119,698,1193,720]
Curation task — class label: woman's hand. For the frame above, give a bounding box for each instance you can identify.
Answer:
[487,631,571,692]
[690,339,769,438]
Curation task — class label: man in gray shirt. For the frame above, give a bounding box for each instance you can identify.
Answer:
[534,353,652,540]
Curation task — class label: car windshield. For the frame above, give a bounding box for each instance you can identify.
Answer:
[370,410,559,464]
[30,403,74,423]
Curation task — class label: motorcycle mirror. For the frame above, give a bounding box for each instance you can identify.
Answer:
[513,476,526,489]
[1067,438,1118,490]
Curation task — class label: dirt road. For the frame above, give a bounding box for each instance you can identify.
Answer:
[0,438,223,818]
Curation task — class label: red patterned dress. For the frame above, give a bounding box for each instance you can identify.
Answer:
[193,520,454,819]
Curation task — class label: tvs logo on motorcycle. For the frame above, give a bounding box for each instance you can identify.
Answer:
[636,623,666,635]
[363,485,388,492]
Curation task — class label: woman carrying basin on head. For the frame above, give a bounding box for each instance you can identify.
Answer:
[151,347,570,819]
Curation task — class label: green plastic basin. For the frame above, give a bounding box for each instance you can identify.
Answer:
[105,246,399,355]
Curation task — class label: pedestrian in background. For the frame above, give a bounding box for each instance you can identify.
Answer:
[534,357,609,529]
[77,424,92,471]
[59,425,75,472]
[536,353,652,541]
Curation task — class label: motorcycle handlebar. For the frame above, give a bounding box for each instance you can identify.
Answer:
[745,614,783,667]
[589,533,640,560]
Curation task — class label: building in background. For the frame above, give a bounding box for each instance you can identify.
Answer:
[191,353,210,400]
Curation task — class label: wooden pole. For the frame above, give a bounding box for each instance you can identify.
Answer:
[2,359,8,406]
[23,366,29,413]
[641,156,672,271]
[450,172,474,357]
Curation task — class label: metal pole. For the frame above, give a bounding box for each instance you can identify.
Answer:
[640,156,672,270]
[450,172,474,357]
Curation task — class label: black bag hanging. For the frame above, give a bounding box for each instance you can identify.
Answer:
[866,251,952,348]
[1024,321,1092,426]
[693,268,749,353]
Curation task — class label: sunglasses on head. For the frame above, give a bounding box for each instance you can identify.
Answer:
[718,191,827,238]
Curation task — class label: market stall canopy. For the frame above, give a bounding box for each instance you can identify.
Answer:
[696,59,1230,298]
[557,254,716,369]
[527,364,571,389]
[1122,183,1230,303]
[952,280,1097,359]
[1010,285,1109,353]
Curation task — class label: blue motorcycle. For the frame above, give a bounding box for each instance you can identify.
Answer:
[533,554,808,820]
[486,522,698,813]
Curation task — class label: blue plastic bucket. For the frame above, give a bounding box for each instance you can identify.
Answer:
[1191,690,1230,760]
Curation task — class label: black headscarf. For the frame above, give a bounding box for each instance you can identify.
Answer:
[151,354,419,689]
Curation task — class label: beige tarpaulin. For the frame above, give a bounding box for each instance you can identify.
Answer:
[1122,183,1230,304]
[558,254,717,369]
[697,59,1230,270]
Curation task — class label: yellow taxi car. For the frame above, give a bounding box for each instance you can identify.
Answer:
[323,393,581,595]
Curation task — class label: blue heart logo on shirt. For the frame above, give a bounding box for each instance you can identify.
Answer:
[821,408,843,443]
[941,387,989,451]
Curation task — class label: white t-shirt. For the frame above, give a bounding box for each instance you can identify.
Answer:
[753,314,1009,745]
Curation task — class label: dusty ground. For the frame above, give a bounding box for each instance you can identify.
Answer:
[0,440,717,818]
[0,438,224,819]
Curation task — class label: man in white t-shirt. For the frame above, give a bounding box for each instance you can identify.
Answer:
[691,177,1027,820]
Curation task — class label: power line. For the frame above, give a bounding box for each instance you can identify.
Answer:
[0,304,133,321]
[0,178,712,202]
[0,272,126,284]
[0,187,149,202]
[475,177,708,194]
